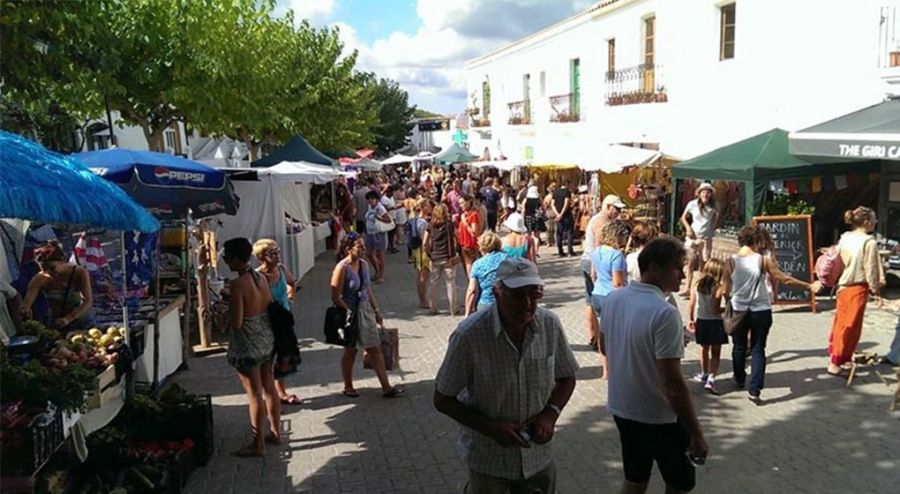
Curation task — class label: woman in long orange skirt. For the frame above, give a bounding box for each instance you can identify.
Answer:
[826,206,884,375]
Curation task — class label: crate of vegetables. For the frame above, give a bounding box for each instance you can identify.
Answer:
[0,401,65,476]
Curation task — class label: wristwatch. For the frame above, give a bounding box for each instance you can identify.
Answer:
[544,404,561,417]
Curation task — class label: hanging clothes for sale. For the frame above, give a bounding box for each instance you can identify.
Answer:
[125,230,157,297]
[70,233,110,273]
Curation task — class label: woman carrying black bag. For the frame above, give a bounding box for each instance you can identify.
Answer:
[330,233,404,398]
[254,239,302,406]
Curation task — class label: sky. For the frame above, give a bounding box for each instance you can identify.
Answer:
[275,0,595,115]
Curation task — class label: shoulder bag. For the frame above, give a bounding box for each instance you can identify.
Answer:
[252,271,302,377]
[723,256,764,335]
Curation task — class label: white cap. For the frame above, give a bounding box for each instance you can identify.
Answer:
[602,194,626,209]
[495,257,544,289]
[503,212,527,233]
[696,182,714,194]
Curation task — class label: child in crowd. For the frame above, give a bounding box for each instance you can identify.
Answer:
[688,257,729,394]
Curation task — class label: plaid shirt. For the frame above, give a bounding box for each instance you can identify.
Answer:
[435,305,579,479]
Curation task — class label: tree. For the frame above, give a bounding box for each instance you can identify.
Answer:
[363,76,415,155]
[413,108,442,119]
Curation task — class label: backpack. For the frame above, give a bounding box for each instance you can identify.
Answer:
[815,246,844,288]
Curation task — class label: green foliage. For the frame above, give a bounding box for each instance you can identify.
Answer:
[763,194,816,216]
[363,75,415,154]
[1,0,408,155]
[413,108,441,119]
[0,353,94,413]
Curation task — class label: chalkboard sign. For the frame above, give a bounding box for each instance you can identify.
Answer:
[752,215,816,311]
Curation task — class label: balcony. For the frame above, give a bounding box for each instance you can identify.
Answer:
[471,117,492,127]
[605,63,667,106]
[507,100,531,125]
[549,93,580,123]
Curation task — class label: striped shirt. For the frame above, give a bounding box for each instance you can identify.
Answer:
[435,306,579,479]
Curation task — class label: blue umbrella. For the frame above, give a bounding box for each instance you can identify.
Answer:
[0,130,159,232]
[76,149,239,218]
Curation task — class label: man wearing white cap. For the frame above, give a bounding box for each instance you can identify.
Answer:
[434,258,578,493]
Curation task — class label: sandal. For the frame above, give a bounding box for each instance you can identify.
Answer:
[231,444,264,457]
[342,389,360,398]
[280,394,302,405]
[265,434,282,445]
[382,387,405,398]
[826,369,847,378]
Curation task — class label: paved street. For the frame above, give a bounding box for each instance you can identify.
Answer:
[178,245,900,494]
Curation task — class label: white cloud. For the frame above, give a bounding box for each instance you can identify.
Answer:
[279,0,335,23]
[340,0,591,114]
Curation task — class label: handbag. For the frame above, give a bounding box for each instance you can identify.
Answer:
[373,217,395,233]
[723,256,764,335]
[252,270,302,377]
[323,306,358,347]
[363,327,399,371]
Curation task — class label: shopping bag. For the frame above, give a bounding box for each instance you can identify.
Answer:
[363,327,399,370]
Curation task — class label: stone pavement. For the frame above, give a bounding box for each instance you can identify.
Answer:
[178,244,900,494]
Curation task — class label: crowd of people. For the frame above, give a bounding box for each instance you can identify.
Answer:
[211,163,896,492]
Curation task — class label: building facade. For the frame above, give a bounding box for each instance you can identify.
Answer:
[464,0,899,163]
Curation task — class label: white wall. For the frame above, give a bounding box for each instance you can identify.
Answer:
[81,111,189,155]
[465,0,894,161]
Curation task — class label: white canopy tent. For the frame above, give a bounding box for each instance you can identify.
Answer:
[471,160,522,172]
[217,161,343,279]
[380,153,415,165]
[577,144,661,173]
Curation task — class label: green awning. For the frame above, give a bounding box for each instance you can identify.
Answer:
[789,98,900,161]
[671,128,844,182]
[434,142,478,165]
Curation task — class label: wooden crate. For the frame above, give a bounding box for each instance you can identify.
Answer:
[85,365,117,410]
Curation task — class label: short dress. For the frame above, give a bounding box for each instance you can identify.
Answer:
[339,260,381,348]
[227,313,275,374]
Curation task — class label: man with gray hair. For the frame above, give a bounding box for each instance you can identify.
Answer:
[434,257,578,493]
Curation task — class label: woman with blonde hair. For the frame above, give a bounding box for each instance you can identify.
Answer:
[423,203,460,315]
[464,231,509,316]
[825,206,885,376]
[688,257,729,394]
[543,183,558,247]
[591,219,632,379]
[253,239,300,405]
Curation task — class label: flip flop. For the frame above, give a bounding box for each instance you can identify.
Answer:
[280,394,302,405]
[382,387,405,398]
[231,445,264,458]
[342,389,360,398]
[826,369,847,378]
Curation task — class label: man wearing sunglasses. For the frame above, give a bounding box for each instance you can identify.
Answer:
[434,258,578,493]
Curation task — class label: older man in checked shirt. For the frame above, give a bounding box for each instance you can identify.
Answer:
[434,257,578,494]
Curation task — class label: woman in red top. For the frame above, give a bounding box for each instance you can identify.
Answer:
[457,194,482,278]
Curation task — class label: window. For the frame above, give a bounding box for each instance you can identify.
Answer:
[164,128,177,152]
[643,17,655,92]
[539,71,546,97]
[607,38,616,79]
[523,73,531,101]
[720,3,736,60]
[482,79,491,118]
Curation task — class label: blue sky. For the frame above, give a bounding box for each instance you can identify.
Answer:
[275,0,593,114]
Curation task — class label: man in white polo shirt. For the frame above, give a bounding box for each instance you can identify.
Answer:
[599,236,708,494]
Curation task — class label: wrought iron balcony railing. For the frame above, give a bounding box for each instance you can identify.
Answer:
[507,100,531,125]
[605,63,667,106]
[549,93,580,122]
[471,117,491,127]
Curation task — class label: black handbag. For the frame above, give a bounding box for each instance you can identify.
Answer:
[324,306,358,347]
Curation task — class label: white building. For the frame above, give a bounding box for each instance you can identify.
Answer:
[464,0,900,163]
[81,111,190,156]
[408,115,464,154]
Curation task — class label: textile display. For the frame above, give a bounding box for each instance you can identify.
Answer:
[125,231,157,299]
[70,233,110,273]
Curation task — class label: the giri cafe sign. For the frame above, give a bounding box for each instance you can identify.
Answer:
[837,143,900,159]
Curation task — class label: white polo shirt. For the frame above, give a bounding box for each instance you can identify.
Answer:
[601,282,684,424]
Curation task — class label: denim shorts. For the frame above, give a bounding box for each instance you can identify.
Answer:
[591,294,607,318]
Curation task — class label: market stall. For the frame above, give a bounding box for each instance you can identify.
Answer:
[789,96,900,239]
[671,128,876,253]
[76,149,238,374]
[218,161,342,279]
[0,130,173,488]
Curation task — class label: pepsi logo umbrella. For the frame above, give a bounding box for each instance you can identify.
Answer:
[76,148,238,218]
[0,130,159,232]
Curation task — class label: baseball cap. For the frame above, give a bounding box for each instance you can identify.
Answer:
[602,194,626,209]
[495,258,544,289]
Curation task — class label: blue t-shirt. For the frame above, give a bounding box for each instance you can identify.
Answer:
[591,246,627,297]
[469,251,510,306]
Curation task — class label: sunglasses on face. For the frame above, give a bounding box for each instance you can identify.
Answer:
[266,249,280,256]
